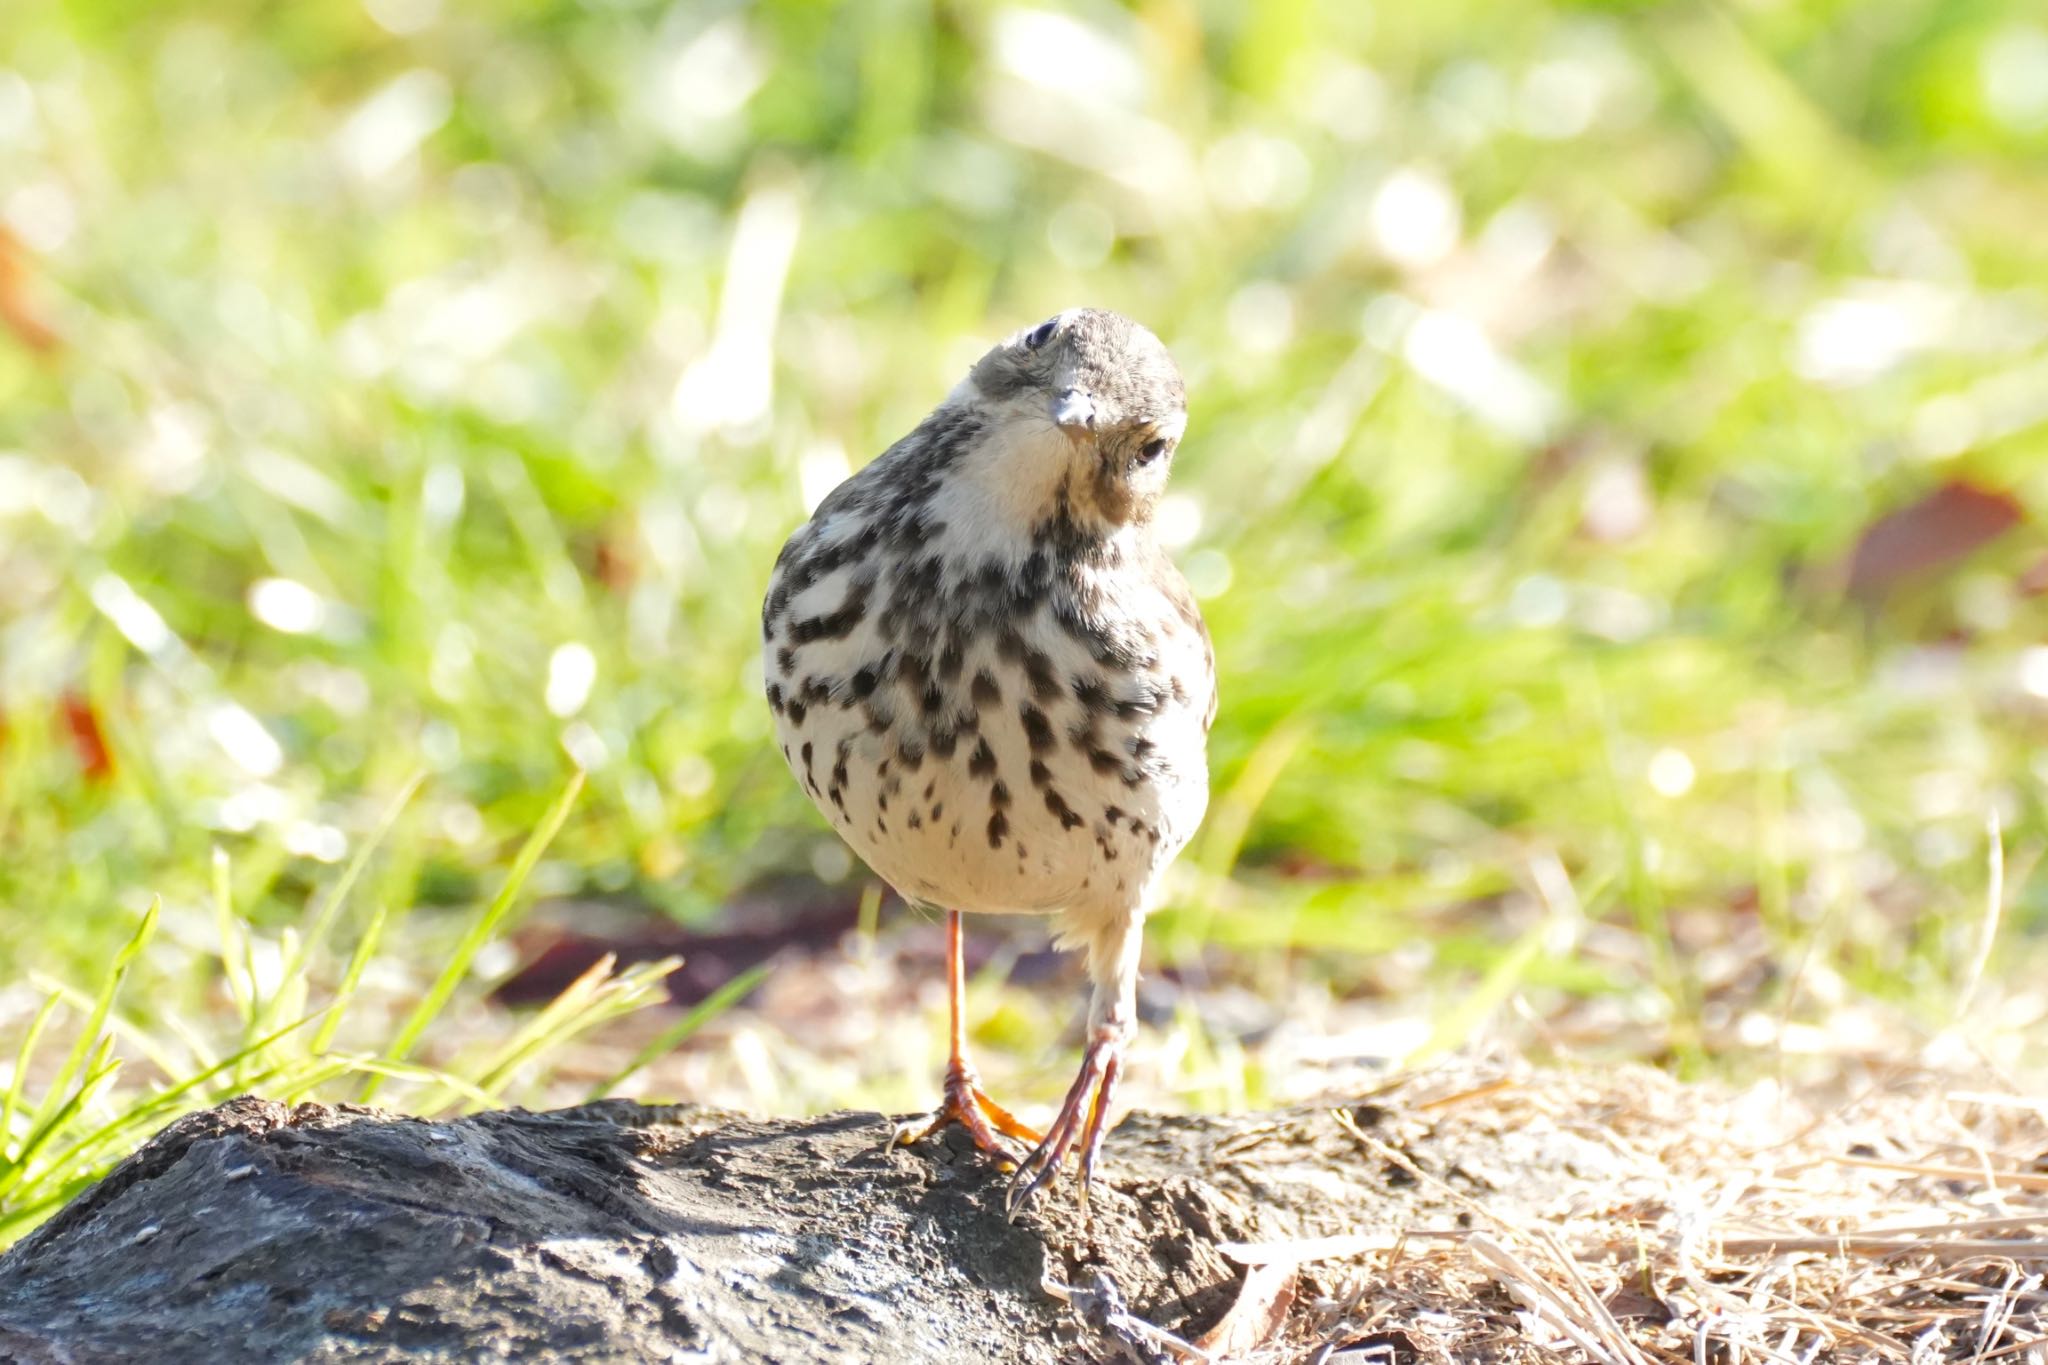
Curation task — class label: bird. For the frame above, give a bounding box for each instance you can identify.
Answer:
[760,307,1215,1215]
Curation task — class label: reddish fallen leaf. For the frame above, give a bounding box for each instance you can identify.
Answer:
[2018,551,2048,599]
[1191,1262,1296,1358]
[1263,847,1364,882]
[497,923,781,1008]
[1843,478,2023,602]
[495,883,863,1007]
[591,528,636,593]
[59,691,114,782]
[0,227,60,354]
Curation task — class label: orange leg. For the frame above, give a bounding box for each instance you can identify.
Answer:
[893,910,1042,1163]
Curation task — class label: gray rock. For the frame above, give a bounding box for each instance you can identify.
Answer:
[0,1098,1307,1363]
[0,1089,1611,1362]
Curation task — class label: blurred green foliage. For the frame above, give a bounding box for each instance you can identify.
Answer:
[3,0,2048,1143]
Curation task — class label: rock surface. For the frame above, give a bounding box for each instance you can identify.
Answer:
[0,1088,1614,1363]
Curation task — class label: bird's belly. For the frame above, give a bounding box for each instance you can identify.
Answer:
[773,706,1112,914]
[768,680,1192,916]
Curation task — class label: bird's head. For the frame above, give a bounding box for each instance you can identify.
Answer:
[965,308,1187,528]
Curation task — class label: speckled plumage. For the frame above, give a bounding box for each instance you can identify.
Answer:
[761,307,1214,1208]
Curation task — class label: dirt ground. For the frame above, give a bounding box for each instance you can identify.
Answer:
[0,1061,2044,1362]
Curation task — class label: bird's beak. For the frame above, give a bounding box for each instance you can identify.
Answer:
[1050,388,1097,433]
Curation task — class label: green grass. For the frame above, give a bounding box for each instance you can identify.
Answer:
[0,770,703,1240]
[4,0,2048,1244]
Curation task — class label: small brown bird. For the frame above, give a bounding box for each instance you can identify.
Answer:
[761,308,1215,1213]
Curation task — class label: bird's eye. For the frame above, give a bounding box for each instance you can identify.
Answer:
[1135,438,1170,466]
[1024,318,1059,350]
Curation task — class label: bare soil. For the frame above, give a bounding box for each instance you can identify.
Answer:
[0,1064,2043,1362]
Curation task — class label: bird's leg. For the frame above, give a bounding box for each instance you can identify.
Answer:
[892,909,1042,1164]
[1006,911,1141,1219]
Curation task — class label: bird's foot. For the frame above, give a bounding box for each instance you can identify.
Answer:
[893,1060,1043,1170]
[1005,1026,1124,1220]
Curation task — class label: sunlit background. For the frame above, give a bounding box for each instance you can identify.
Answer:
[3,0,2048,1236]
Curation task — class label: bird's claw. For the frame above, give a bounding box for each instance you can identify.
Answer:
[894,1062,1041,1171]
[1005,1032,1124,1221]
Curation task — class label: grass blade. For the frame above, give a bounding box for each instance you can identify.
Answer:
[446,952,620,1110]
[25,1015,329,1188]
[0,1037,122,1200]
[1954,810,2004,1020]
[338,1058,498,1110]
[25,899,157,1140]
[277,772,423,1004]
[212,847,253,1026]
[419,954,679,1115]
[27,971,188,1085]
[99,1012,326,1135]
[1406,920,1547,1068]
[310,899,391,1057]
[364,770,584,1099]
[585,961,769,1102]
[0,991,62,1160]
